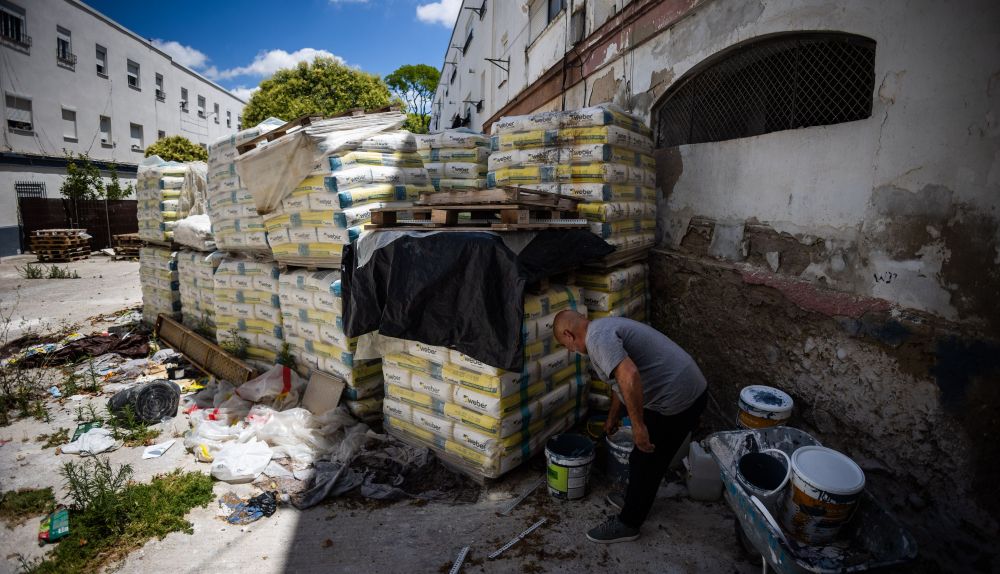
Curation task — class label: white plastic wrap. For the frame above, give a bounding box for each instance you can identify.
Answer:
[136,157,208,243]
[140,245,180,325]
[177,249,221,334]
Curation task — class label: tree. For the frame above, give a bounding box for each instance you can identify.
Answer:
[385,64,440,134]
[144,135,207,162]
[60,153,103,200]
[242,57,393,127]
[103,163,134,200]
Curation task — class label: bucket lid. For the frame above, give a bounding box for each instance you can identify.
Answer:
[740,385,793,414]
[791,446,865,495]
[546,433,595,458]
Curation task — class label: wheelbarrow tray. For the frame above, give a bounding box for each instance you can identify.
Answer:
[706,427,917,574]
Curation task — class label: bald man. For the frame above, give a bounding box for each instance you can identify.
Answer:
[553,310,708,544]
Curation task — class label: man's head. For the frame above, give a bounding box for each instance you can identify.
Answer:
[553,310,589,355]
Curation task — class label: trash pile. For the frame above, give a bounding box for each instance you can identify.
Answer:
[206,118,284,252]
[262,129,432,267]
[139,246,180,325]
[417,129,490,194]
[487,103,657,251]
[381,284,590,479]
[136,158,207,244]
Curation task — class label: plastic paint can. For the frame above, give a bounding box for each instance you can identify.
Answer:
[605,427,634,492]
[737,385,793,429]
[781,446,865,545]
[545,433,595,500]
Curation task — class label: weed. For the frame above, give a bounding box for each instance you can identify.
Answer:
[0,487,55,526]
[74,404,100,424]
[38,427,70,449]
[16,263,44,279]
[82,361,101,393]
[30,400,50,423]
[46,266,80,280]
[0,293,55,426]
[276,342,295,369]
[109,405,161,447]
[26,464,213,574]
[62,373,80,396]
[220,328,249,360]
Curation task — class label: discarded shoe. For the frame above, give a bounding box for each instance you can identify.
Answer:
[606,491,625,512]
[586,516,639,544]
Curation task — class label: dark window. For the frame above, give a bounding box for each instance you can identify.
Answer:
[654,33,876,148]
[479,0,487,20]
[547,0,563,24]
[0,5,29,47]
[450,66,457,85]
[462,29,473,55]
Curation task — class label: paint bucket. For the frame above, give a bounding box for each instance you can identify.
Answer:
[585,415,607,440]
[781,446,866,545]
[737,385,793,429]
[545,433,596,500]
[736,448,790,507]
[605,428,634,491]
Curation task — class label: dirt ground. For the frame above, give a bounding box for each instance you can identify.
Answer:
[0,255,141,339]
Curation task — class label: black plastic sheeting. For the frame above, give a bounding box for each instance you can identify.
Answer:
[342,230,613,371]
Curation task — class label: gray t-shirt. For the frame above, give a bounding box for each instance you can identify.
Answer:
[586,317,707,416]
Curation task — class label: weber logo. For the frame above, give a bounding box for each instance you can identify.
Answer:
[465,397,489,410]
[496,120,516,130]
[462,434,489,451]
[452,166,471,175]
[495,153,513,163]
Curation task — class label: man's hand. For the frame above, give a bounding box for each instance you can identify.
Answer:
[633,423,655,453]
[603,416,619,436]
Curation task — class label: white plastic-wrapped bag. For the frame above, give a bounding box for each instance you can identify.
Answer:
[174,214,216,251]
[211,438,273,483]
[242,406,334,464]
[183,418,243,462]
[236,364,306,411]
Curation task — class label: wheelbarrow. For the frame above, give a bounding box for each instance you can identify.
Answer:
[706,427,917,574]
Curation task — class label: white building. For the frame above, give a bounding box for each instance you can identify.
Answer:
[0,0,246,255]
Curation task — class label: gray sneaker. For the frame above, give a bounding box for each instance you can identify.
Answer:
[586,516,640,544]
[606,491,625,511]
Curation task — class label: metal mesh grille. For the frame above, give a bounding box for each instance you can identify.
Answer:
[656,34,876,148]
[15,181,46,198]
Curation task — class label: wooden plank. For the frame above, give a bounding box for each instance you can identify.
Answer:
[431,209,458,225]
[582,246,651,270]
[154,314,255,385]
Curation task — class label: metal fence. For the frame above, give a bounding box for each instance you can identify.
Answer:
[17,198,138,251]
[655,33,877,148]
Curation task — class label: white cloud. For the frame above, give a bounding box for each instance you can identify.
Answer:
[210,48,344,80]
[151,39,209,69]
[329,0,368,3]
[229,86,259,101]
[416,0,462,27]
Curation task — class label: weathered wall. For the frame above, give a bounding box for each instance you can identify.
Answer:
[519,0,1000,570]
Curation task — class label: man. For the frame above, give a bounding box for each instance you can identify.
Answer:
[552,310,708,544]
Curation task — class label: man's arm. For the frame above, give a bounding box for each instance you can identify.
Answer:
[614,357,655,453]
[604,392,623,435]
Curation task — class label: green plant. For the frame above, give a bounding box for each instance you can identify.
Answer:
[45,266,80,279]
[0,295,52,426]
[74,403,100,424]
[38,427,69,449]
[220,328,249,360]
[385,64,440,134]
[103,162,134,200]
[109,405,161,447]
[26,468,213,573]
[60,153,104,200]
[144,135,208,162]
[276,342,295,369]
[0,487,54,525]
[241,56,393,126]
[15,263,44,279]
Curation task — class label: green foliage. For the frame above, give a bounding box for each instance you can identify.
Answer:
[220,328,249,360]
[16,264,80,279]
[109,405,161,447]
[385,64,439,134]
[103,163,134,200]
[38,427,69,449]
[144,135,207,162]
[242,56,392,126]
[60,153,103,200]
[0,487,54,525]
[0,298,51,426]
[16,263,43,279]
[276,342,295,369]
[25,465,213,574]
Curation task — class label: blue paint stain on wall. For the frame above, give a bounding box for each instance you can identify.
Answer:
[931,336,1000,408]
[838,315,912,347]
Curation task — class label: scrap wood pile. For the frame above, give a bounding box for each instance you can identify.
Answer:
[29,229,92,262]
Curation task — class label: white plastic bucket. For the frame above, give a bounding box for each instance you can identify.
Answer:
[781,446,865,545]
[736,448,790,507]
[545,433,595,500]
[737,385,793,429]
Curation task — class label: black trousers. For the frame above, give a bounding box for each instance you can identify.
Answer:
[619,390,708,528]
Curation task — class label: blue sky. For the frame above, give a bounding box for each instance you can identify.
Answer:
[85,0,462,100]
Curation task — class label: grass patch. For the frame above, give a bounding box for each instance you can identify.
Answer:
[15,264,80,280]
[38,427,69,449]
[22,459,214,574]
[73,404,161,448]
[0,487,55,526]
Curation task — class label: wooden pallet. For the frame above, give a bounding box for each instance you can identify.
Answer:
[154,314,255,385]
[582,246,651,270]
[417,186,583,210]
[34,253,89,263]
[30,228,91,262]
[30,237,88,247]
[30,228,88,237]
[113,233,143,259]
[367,204,587,231]
[235,106,402,155]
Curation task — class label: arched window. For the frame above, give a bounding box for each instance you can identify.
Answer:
[654,33,876,148]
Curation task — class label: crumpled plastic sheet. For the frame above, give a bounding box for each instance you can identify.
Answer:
[61,427,119,456]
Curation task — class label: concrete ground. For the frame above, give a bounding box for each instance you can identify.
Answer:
[0,255,141,339]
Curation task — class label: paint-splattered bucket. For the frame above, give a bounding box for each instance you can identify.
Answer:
[605,428,634,492]
[736,448,790,507]
[781,446,866,545]
[545,433,595,500]
[737,385,793,429]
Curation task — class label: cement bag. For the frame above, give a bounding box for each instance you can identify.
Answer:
[236,364,306,411]
[211,438,273,483]
[174,214,216,251]
[235,112,405,215]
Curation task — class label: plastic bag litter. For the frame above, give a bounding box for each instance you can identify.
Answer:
[236,365,306,411]
[173,214,216,251]
[62,427,117,455]
[211,438,273,483]
[184,418,244,462]
[241,405,358,464]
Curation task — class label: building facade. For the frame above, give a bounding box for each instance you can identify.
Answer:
[434,0,1000,570]
[0,0,246,255]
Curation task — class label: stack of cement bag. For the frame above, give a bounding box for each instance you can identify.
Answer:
[416,130,490,194]
[212,257,284,370]
[382,285,590,479]
[139,246,179,325]
[278,268,383,422]
[206,119,284,252]
[177,251,221,336]
[577,262,650,410]
[263,130,433,266]
[487,104,656,251]
[136,159,207,244]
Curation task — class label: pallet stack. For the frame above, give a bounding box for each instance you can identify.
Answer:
[113,233,142,259]
[29,229,90,262]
